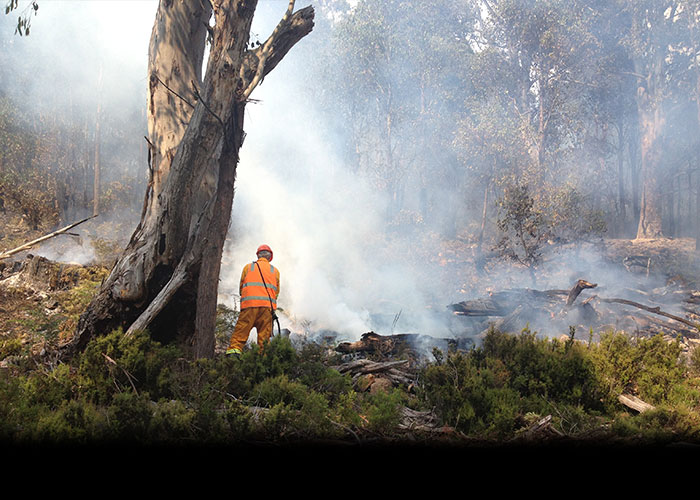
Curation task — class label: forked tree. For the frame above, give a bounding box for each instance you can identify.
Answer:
[64,0,314,358]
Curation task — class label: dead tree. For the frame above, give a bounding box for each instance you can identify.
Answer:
[65,0,314,359]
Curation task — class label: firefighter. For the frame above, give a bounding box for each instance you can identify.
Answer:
[225,244,281,357]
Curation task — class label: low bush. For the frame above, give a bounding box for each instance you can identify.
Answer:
[2,323,699,445]
[588,331,686,406]
[418,328,607,437]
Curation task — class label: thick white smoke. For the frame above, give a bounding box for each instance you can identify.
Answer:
[218,5,460,340]
[5,2,467,342]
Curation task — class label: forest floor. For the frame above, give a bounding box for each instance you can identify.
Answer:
[3,217,700,448]
[2,203,700,364]
[2,218,699,363]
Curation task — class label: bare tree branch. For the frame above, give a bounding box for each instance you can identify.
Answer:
[238,2,314,101]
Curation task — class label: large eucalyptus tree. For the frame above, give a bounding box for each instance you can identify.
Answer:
[64,0,314,358]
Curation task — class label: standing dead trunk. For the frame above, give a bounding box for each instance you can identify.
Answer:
[615,120,626,235]
[65,0,314,359]
[477,181,489,254]
[635,56,665,239]
[93,64,103,217]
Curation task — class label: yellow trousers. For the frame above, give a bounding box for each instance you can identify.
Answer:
[227,307,274,352]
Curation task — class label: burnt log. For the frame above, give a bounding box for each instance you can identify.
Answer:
[598,297,700,332]
[335,331,472,358]
[566,279,598,306]
[520,415,564,440]
[449,288,570,317]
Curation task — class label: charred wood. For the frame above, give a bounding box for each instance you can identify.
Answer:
[334,331,471,358]
[597,297,700,332]
[331,354,416,392]
[566,279,598,306]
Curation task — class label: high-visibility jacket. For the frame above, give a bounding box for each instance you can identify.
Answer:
[239,257,281,310]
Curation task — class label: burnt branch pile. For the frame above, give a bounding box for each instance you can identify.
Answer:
[448,276,700,341]
[332,358,415,387]
[335,331,473,358]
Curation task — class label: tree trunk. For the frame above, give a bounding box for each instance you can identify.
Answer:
[65,0,314,359]
[93,65,102,217]
[635,56,665,239]
[615,121,626,236]
[477,181,489,253]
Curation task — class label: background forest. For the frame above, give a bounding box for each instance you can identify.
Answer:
[3,0,700,297]
[3,0,700,447]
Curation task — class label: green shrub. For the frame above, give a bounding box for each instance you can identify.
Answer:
[330,390,364,429]
[0,337,23,359]
[76,328,181,404]
[251,374,335,439]
[148,399,197,442]
[481,328,604,408]
[220,398,253,439]
[21,362,77,408]
[364,388,406,434]
[418,329,607,437]
[106,391,153,441]
[690,346,700,376]
[589,332,686,406]
[612,406,700,443]
[34,399,106,443]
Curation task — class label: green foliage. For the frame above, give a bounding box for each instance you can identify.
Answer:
[543,185,607,243]
[481,327,604,408]
[2,322,699,445]
[419,328,696,440]
[215,304,238,350]
[33,399,105,443]
[418,328,606,437]
[495,184,548,269]
[0,336,22,359]
[253,375,336,439]
[612,406,700,443]
[589,332,686,406]
[690,347,700,376]
[364,388,407,434]
[495,183,607,271]
[76,328,181,404]
[106,391,153,440]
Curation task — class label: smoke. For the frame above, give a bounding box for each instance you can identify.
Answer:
[8,2,688,347]
[1,1,156,263]
[1,1,154,114]
[31,234,96,266]
[218,3,463,342]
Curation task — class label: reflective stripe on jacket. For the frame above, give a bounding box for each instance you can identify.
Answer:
[239,258,280,310]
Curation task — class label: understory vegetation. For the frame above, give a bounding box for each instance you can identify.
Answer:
[2,324,699,447]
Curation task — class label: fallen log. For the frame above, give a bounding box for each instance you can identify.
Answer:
[0,215,97,261]
[618,393,655,413]
[598,297,700,332]
[332,357,416,390]
[397,406,443,432]
[334,331,471,357]
[449,288,568,317]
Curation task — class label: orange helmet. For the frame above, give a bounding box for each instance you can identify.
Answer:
[256,244,273,261]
